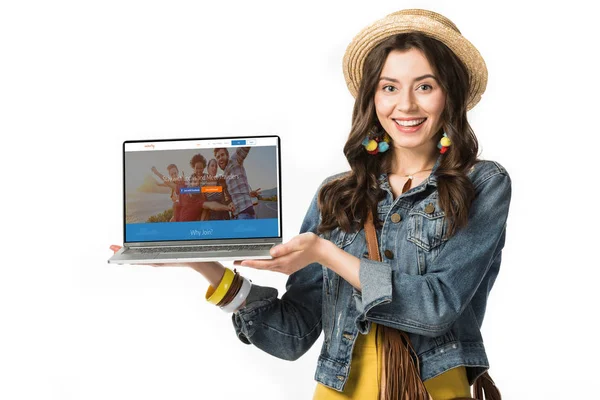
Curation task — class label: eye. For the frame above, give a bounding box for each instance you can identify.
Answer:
[417,84,433,91]
[382,85,396,92]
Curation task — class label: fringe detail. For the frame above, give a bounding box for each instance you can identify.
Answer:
[473,372,502,400]
[379,325,429,400]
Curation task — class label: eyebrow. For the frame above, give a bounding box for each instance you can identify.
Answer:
[379,74,439,83]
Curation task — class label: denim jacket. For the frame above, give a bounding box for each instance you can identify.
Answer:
[232,155,512,392]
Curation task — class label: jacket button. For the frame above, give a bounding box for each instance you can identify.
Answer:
[384,249,394,259]
[424,203,435,214]
[337,375,345,381]
[391,213,402,223]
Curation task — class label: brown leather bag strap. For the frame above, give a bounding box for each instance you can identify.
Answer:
[365,209,382,262]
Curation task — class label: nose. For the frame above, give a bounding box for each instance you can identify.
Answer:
[395,89,418,113]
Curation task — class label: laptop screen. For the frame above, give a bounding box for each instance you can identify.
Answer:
[123,136,281,243]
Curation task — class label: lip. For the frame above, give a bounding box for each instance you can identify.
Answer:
[393,117,427,121]
[392,117,427,133]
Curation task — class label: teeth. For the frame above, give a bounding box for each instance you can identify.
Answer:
[395,118,426,127]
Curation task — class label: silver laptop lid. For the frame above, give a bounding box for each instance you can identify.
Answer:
[123,135,282,246]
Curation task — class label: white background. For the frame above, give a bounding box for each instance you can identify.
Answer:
[1,0,598,399]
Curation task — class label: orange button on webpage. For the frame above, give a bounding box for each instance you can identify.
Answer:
[201,186,223,193]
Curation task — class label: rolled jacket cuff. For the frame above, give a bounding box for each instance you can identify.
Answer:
[231,283,278,345]
[353,258,393,331]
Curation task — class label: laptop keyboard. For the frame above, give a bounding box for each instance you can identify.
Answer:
[125,244,274,254]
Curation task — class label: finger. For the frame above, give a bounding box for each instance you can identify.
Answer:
[270,238,304,257]
[243,252,300,274]
[238,259,279,270]
[148,262,183,267]
[110,244,122,253]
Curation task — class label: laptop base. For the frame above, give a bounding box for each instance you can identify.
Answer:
[108,245,274,265]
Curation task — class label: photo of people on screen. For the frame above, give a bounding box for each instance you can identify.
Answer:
[125,145,278,224]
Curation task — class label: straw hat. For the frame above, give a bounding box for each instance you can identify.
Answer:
[342,9,488,110]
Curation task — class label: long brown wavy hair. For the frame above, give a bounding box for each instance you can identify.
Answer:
[317,32,479,238]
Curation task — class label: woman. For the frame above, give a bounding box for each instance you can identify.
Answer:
[200,158,234,221]
[111,9,510,399]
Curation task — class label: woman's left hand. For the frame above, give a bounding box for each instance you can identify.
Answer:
[234,232,326,275]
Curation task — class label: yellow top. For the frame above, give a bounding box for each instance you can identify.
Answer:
[313,323,470,400]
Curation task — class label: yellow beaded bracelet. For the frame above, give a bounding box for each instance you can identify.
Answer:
[205,268,235,305]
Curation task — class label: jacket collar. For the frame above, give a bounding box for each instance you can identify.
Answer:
[378,153,442,191]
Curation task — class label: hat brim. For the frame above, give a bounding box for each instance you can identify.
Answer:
[343,11,488,111]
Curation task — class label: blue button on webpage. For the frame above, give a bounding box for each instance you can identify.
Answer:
[180,187,201,194]
[231,140,246,145]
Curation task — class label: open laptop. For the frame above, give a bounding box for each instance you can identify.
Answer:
[108,135,282,264]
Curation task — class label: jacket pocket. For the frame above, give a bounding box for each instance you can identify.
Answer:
[407,198,448,252]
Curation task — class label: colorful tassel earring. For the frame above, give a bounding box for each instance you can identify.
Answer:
[437,132,452,154]
[362,127,391,155]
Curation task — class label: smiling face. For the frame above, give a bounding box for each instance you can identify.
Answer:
[215,149,229,170]
[192,161,205,178]
[374,48,446,153]
[208,159,218,178]
[167,166,178,180]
